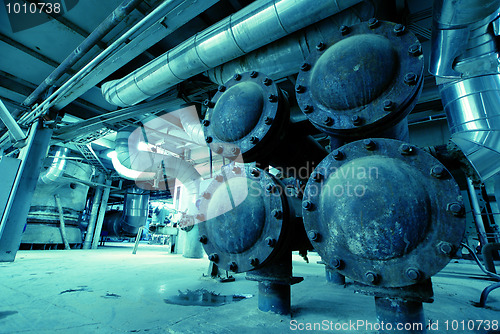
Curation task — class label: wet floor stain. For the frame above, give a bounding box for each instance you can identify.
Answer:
[102,293,121,299]
[164,289,252,307]
[60,286,92,294]
[0,311,18,320]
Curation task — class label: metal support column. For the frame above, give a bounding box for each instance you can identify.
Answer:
[91,178,112,249]
[0,120,52,262]
[82,173,105,249]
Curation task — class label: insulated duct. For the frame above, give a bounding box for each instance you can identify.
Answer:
[206,2,375,84]
[39,146,69,184]
[431,0,500,180]
[103,188,149,238]
[101,0,364,107]
[111,130,201,197]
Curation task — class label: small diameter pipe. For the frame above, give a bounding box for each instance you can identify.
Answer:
[83,173,105,249]
[92,178,112,249]
[467,178,489,247]
[132,226,145,254]
[54,194,70,250]
[23,0,144,108]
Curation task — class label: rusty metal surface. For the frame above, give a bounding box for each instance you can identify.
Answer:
[295,19,424,138]
[197,165,290,273]
[202,71,288,161]
[302,138,466,288]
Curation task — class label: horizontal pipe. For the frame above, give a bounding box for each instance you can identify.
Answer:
[101,0,364,107]
[206,2,374,84]
[23,0,144,108]
[0,0,195,140]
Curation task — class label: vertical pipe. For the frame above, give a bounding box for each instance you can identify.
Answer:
[54,194,70,250]
[258,281,291,315]
[325,266,345,285]
[252,252,292,315]
[467,178,489,247]
[375,297,426,334]
[82,173,105,249]
[182,224,204,258]
[91,178,112,249]
[132,225,144,254]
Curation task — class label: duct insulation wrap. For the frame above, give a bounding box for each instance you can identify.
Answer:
[102,189,150,238]
[101,0,365,106]
[23,160,93,245]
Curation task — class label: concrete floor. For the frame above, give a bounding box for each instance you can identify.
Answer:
[0,243,499,334]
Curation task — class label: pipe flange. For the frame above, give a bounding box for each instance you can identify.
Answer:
[197,165,289,273]
[296,20,424,138]
[302,138,465,287]
[202,71,288,161]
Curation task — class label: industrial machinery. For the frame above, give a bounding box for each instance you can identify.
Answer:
[302,138,466,327]
[202,71,327,177]
[197,164,309,314]
[102,187,150,238]
[1,0,498,331]
[184,13,473,331]
[295,19,424,146]
[22,147,93,248]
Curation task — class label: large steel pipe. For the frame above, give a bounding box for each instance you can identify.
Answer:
[302,138,466,288]
[206,2,375,85]
[101,0,364,107]
[430,0,500,181]
[102,188,150,238]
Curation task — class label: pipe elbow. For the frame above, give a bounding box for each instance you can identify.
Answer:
[39,146,69,184]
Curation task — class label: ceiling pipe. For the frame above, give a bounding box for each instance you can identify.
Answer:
[101,0,365,107]
[430,0,500,181]
[22,0,144,109]
[39,146,70,184]
[206,2,374,85]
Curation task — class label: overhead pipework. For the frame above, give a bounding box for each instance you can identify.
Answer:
[111,129,202,195]
[202,71,327,177]
[101,0,365,107]
[197,164,310,314]
[205,1,375,85]
[295,19,424,144]
[301,138,466,329]
[102,188,150,238]
[39,146,69,184]
[430,0,500,181]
